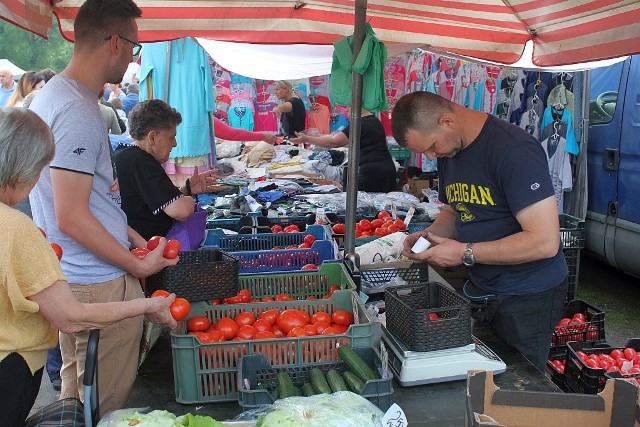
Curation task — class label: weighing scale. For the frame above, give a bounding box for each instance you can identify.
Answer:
[381,325,506,386]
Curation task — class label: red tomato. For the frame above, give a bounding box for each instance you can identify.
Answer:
[303,324,318,335]
[287,327,309,337]
[271,224,283,233]
[331,310,354,326]
[374,227,388,237]
[283,224,300,233]
[146,235,163,251]
[360,231,372,238]
[259,309,280,325]
[358,219,372,231]
[187,316,211,332]
[377,211,391,220]
[585,358,600,369]
[328,284,341,295]
[254,330,276,339]
[163,239,181,259]
[261,296,274,303]
[314,321,331,334]
[271,324,285,338]
[321,326,340,335]
[236,325,257,340]
[428,312,440,320]
[301,263,318,270]
[234,312,256,327]
[303,234,316,246]
[383,216,394,223]
[624,348,638,360]
[556,318,572,327]
[237,289,251,303]
[311,311,332,325]
[277,309,307,334]
[610,349,624,359]
[393,219,407,230]
[298,242,311,249]
[368,219,382,229]
[151,289,170,298]
[209,298,221,305]
[332,223,346,234]
[207,329,225,342]
[332,324,348,334]
[192,332,214,343]
[253,319,272,332]
[275,293,294,301]
[572,313,587,323]
[131,247,150,259]
[307,295,318,300]
[386,224,400,234]
[170,297,190,321]
[50,243,63,260]
[214,317,239,340]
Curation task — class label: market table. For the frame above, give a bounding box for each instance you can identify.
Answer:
[126,310,560,426]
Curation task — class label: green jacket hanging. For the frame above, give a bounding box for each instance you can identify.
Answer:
[331,23,388,113]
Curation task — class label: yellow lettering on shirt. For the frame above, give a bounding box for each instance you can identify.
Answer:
[445,182,495,206]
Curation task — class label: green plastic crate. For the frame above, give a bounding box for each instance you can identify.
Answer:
[238,347,393,411]
[237,261,355,299]
[388,146,411,160]
[170,290,373,403]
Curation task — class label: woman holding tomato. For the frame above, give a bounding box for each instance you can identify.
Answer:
[289,109,396,193]
[0,107,179,425]
[114,99,217,242]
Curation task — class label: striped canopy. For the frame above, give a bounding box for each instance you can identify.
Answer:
[3,0,640,67]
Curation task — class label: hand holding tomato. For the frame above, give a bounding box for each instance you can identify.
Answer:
[135,237,180,278]
[146,290,179,329]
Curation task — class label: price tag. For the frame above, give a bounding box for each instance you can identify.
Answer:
[382,404,408,427]
[390,202,397,219]
[404,207,415,226]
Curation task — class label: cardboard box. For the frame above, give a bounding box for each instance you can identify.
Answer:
[407,178,432,200]
[466,370,640,427]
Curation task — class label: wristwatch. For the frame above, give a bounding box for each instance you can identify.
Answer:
[462,243,475,267]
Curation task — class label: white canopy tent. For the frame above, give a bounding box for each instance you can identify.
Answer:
[0,59,25,79]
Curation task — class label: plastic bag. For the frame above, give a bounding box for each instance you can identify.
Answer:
[354,231,408,265]
[254,391,384,427]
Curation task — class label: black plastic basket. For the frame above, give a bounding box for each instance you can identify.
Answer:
[359,263,429,295]
[384,282,472,352]
[145,249,239,302]
[551,299,605,351]
[564,340,639,394]
[546,348,568,392]
[604,370,640,387]
[559,213,585,249]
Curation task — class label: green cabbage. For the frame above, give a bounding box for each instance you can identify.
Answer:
[109,409,223,427]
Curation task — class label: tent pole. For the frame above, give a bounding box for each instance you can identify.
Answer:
[343,0,367,263]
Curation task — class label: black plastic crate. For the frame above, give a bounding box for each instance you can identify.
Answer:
[546,348,568,392]
[551,299,605,351]
[564,340,640,394]
[237,347,393,410]
[559,213,585,249]
[385,282,472,352]
[360,263,429,295]
[563,247,581,302]
[145,249,239,302]
[604,370,640,387]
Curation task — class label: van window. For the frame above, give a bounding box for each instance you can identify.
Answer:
[589,61,624,125]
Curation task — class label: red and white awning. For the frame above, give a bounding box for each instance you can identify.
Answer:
[3,0,640,67]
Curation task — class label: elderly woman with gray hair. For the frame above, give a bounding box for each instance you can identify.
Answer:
[0,107,178,426]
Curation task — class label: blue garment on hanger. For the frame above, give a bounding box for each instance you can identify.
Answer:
[540,107,579,155]
[139,38,215,158]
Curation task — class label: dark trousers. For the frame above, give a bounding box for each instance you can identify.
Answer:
[490,277,568,372]
[46,342,62,380]
[0,352,44,427]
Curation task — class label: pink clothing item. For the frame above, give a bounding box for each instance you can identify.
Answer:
[214,117,262,141]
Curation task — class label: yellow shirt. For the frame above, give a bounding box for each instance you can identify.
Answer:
[0,203,66,374]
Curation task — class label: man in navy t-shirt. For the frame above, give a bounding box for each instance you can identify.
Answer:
[391,91,568,371]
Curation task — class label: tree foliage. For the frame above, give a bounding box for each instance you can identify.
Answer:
[0,19,73,73]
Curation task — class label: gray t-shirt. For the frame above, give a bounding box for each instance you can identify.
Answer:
[29,75,129,284]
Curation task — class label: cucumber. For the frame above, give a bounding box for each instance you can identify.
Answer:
[302,382,316,397]
[277,372,296,399]
[310,367,332,394]
[343,370,365,393]
[337,346,379,382]
[326,369,348,392]
[270,386,279,401]
[292,385,302,397]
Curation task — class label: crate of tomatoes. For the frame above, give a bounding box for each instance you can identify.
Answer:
[203,224,331,252]
[564,339,640,394]
[551,299,605,350]
[170,289,373,403]
[230,240,337,274]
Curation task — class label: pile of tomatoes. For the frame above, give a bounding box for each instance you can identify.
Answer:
[271,233,317,250]
[270,224,302,233]
[552,311,601,345]
[331,211,407,238]
[573,347,640,375]
[210,285,341,305]
[185,306,354,343]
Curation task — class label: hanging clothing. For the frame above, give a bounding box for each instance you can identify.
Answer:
[139,38,216,158]
[331,23,388,113]
[540,107,579,155]
[540,117,574,213]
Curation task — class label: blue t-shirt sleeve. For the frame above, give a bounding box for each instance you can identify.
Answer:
[500,140,555,215]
